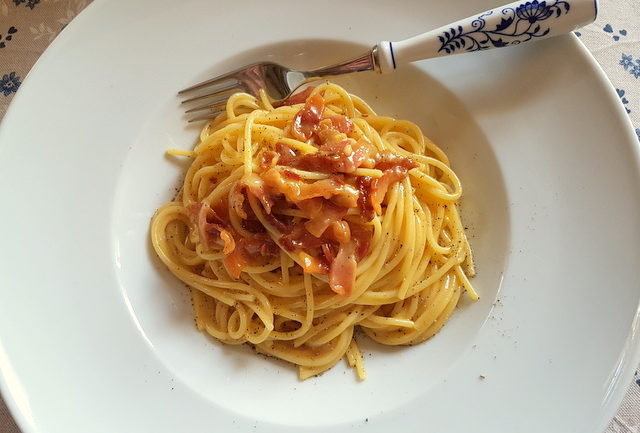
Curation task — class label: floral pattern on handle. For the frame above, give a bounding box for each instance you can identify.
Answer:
[437,0,571,53]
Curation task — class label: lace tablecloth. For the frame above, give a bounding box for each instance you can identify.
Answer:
[0,0,638,431]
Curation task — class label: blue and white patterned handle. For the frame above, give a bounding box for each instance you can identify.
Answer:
[376,0,598,73]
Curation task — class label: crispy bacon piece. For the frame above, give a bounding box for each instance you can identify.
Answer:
[298,251,329,274]
[261,168,359,208]
[244,173,274,214]
[331,220,351,244]
[187,202,279,278]
[279,221,370,295]
[260,150,279,170]
[187,202,217,224]
[356,176,376,222]
[282,170,302,181]
[287,91,352,140]
[292,93,324,141]
[275,143,297,162]
[241,218,266,234]
[223,249,245,279]
[279,225,325,252]
[229,184,247,219]
[296,196,323,215]
[297,198,348,238]
[315,139,372,173]
[187,202,236,254]
[263,211,293,235]
[317,119,349,147]
[329,241,357,296]
[370,167,410,214]
[276,140,373,175]
[223,236,278,279]
[217,229,236,255]
[375,153,419,171]
[322,243,336,264]
[210,199,229,221]
[326,115,353,134]
[281,86,315,106]
[246,235,279,256]
[351,223,372,260]
[356,163,416,217]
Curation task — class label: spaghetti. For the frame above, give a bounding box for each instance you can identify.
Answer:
[151,83,477,380]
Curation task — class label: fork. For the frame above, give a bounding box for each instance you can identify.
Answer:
[180,0,598,122]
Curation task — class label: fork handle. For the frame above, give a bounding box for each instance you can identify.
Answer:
[375,0,598,73]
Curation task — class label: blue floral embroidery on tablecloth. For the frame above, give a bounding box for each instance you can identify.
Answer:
[603,24,628,41]
[620,54,633,69]
[0,72,22,96]
[636,129,640,142]
[12,0,40,9]
[0,26,18,48]
[620,54,640,78]
[617,89,631,113]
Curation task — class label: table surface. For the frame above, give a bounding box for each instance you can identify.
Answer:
[0,0,639,432]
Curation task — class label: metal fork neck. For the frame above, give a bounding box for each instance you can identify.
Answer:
[306,48,378,79]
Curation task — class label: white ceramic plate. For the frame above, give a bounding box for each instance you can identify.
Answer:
[1,0,639,432]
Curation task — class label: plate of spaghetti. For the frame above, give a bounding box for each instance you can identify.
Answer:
[151,82,478,380]
[0,0,639,433]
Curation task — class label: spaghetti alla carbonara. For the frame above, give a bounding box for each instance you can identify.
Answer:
[151,82,477,380]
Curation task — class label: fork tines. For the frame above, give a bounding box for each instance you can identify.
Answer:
[179,75,242,123]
